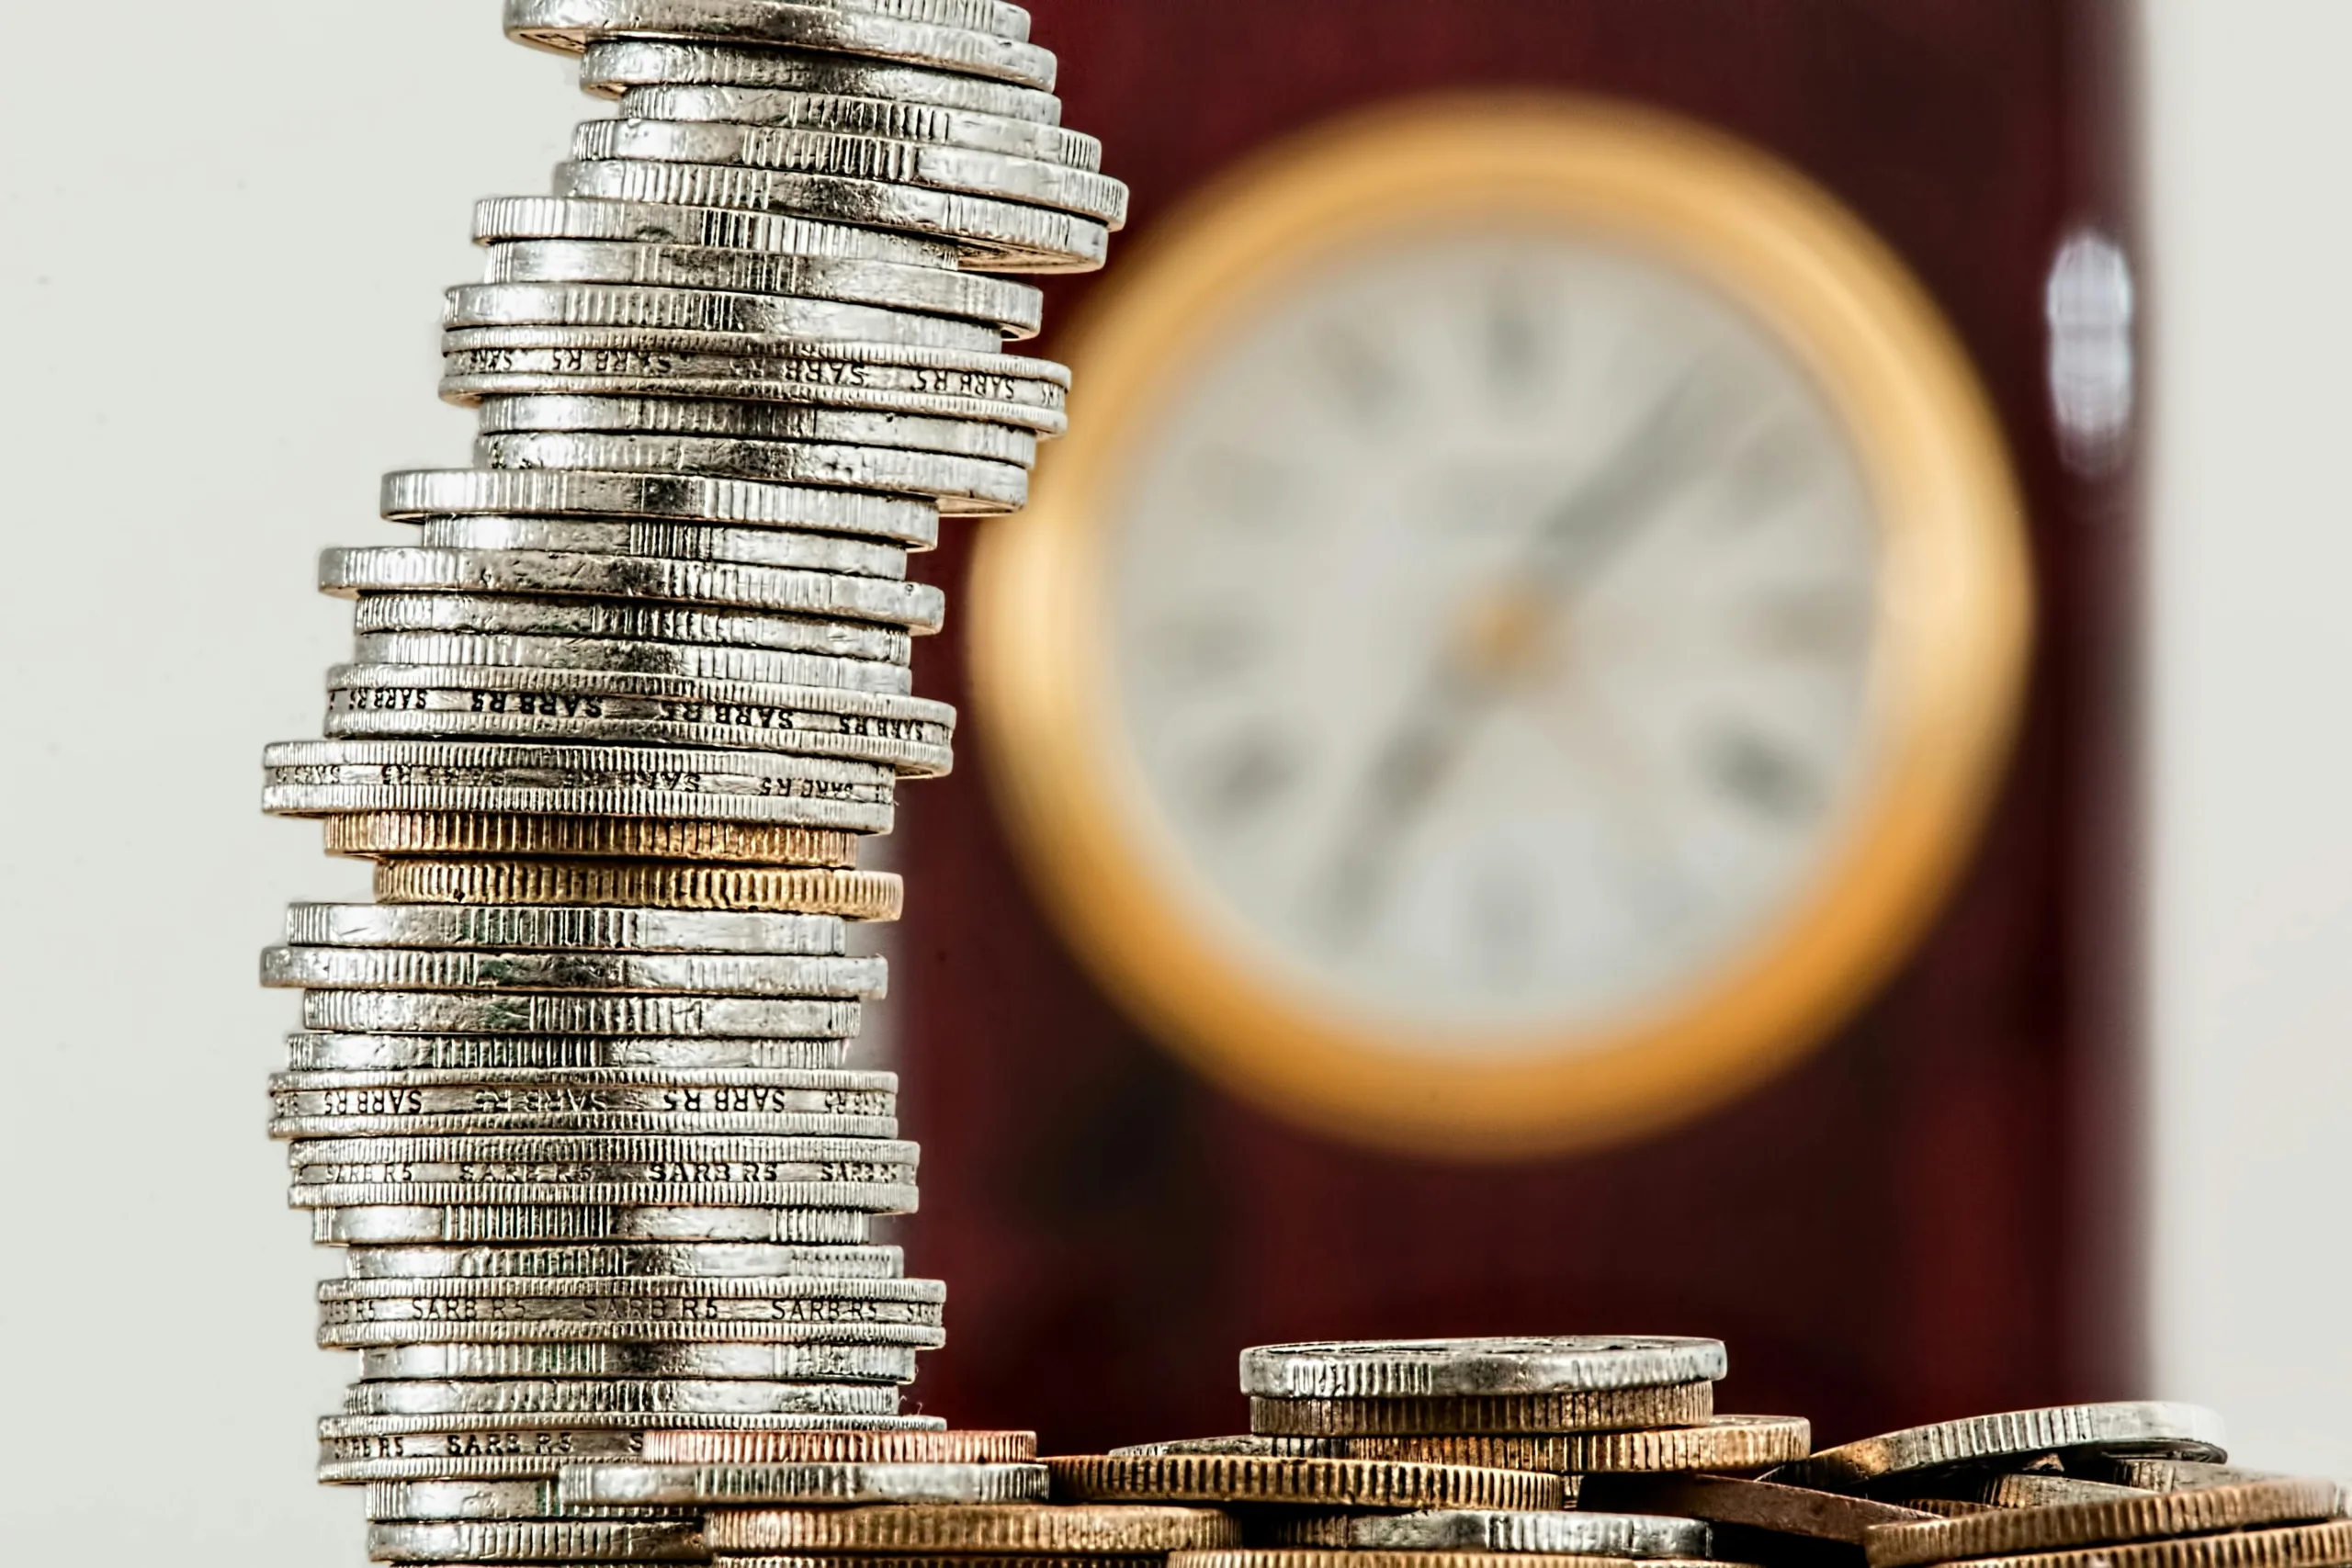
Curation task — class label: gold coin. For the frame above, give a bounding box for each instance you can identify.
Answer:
[1867,1481,2346,1568]
[1928,1522,2352,1568]
[1170,1554,1729,1568]
[375,859,904,919]
[1250,1382,1713,1437]
[1046,1455,1562,1511]
[1318,1416,1811,1474]
[328,812,858,866]
[711,1506,1239,1554]
[642,1430,1035,1465]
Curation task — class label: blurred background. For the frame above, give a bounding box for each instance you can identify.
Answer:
[0,0,2345,1558]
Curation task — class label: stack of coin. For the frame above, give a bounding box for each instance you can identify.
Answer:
[1105,1337,1811,1505]
[556,1431,1238,1568]
[254,2,1122,1563]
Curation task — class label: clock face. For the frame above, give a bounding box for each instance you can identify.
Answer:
[973,98,2028,1155]
[1104,230,1881,1043]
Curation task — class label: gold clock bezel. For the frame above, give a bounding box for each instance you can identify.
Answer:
[969,95,2032,1160]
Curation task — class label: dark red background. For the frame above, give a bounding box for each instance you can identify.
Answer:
[893,0,2143,1453]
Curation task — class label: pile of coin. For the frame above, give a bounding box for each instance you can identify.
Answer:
[255,1,1121,1563]
[1091,1337,1811,1507]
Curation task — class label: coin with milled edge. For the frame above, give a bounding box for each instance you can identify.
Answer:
[506,0,1059,93]
[619,86,1100,168]
[641,1429,1036,1464]
[262,943,888,997]
[297,990,864,1037]
[1905,1473,2149,1509]
[473,393,1040,464]
[366,1477,693,1521]
[375,861,905,919]
[1261,1511,1711,1558]
[1250,1382,1713,1437]
[322,815,859,870]
[351,629,916,695]
[344,1378,901,1417]
[472,195,964,266]
[564,1459,1051,1506]
[476,427,1031,511]
[1170,1553,1729,1568]
[1243,1338,1730,1401]
[415,515,908,578]
[358,1341,919,1382]
[1865,1480,2346,1568]
[1045,1455,1566,1511]
[313,1206,873,1247]
[1579,1475,1943,1546]
[446,279,1003,351]
[284,902,850,953]
[321,547,948,628]
[1772,1404,2231,1493]
[707,1503,1241,1554]
[286,1034,854,1073]
[369,1517,706,1562]
[578,40,1064,126]
[380,466,939,545]
[1877,1524,2352,1568]
[1314,1416,1810,1475]
[2088,1461,2295,1493]
[349,595,916,666]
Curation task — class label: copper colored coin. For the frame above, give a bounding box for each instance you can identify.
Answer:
[1249,1382,1713,1437]
[1931,1524,2352,1568]
[1046,1454,1563,1511]
[643,1429,1036,1464]
[376,859,903,919]
[729,1559,1162,1568]
[710,1505,1240,1554]
[2092,1461,2300,1493]
[1169,1553,1730,1568]
[1868,1481,2347,1568]
[1905,1474,2149,1510]
[1313,1416,1812,1475]
[1580,1475,1945,1546]
[330,812,858,866]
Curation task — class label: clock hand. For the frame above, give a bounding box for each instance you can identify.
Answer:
[1311,374,1722,945]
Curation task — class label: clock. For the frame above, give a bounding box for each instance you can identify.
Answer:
[969,96,2031,1158]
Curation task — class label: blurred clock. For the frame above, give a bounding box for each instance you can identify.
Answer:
[971,96,2032,1157]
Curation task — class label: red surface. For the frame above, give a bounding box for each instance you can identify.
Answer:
[893,0,2143,1452]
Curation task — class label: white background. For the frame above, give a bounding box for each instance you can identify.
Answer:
[0,1,2342,1557]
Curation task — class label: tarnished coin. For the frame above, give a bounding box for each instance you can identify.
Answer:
[283,902,850,954]
[285,1033,854,1073]
[579,39,1063,126]
[1250,1382,1713,1437]
[367,1477,690,1521]
[374,861,905,920]
[1871,1523,2352,1568]
[1772,1404,2230,1493]
[1261,1510,1709,1558]
[343,1377,901,1417]
[1044,1455,1565,1511]
[563,1459,1051,1506]
[505,0,1058,92]
[640,1429,1036,1464]
[379,466,940,547]
[1580,1475,1943,1546]
[2089,1461,2299,1493]
[1308,1416,1809,1475]
[706,1503,1240,1553]
[344,1241,899,1280]
[1241,1338,1729,1400]
[1866,1481,2347,1568]
[368,1517,705,1562]
[323,814,860,868]
[312,1204,873,1247]
[1168,1553,1728,1568]
[358,1342,917,1382]
[1905,1474,2151,1509]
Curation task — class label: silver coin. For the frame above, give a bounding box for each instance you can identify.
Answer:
[319,548,946,629]
[571,119,1126,225]
[317,1314,945,1349]
[520,0,1038,50]
[292,1179,918,1215]
[368,1517,705,1562]
[322,665,956,776]
[617,85,1098,169]
[282,903,850,955]
[1239,1337,1732,1400]
[294,991,865,1038]
[345,1241,900,1280]
[560,158,1105,273]
[507,0,1057,91]
[473,393,1040,465]
[561,1459,1049,1507]
[345,1379,903,1417]
[277,1111,895,1142]
[262,944,889,998]
[475,428,1029,512]
[326,1408,934,1440]
[1770,1403,2230,1492]
[1263,1511,1712,1558]
[416,515,907,577]
[380,466,939,546]
[366,1477,695,1521]
[473,194,962,266]
[313,1205,872,1247]
[579,39,1061,126]
[349,593,914,664]
[445,279,1001,352]
[481,238,1044,334]
[279,1067,893,1104]
[357,1340,918,1382]
[286,1033,856,1073]
[350,629,912,694]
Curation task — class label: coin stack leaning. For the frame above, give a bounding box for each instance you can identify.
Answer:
[558,1429,1241,1568]
[255,3,1123,1564]
[1113,1337,1812,1506]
